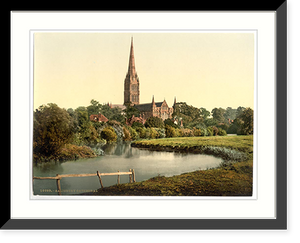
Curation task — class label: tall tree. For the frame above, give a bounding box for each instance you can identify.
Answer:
[33,103,73,158]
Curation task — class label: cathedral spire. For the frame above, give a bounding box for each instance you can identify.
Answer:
[124,37,140,105]
[128,37,136,76]
[152,95,155,107]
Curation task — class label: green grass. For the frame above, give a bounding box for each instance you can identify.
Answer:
[91,135,253,196]
[132,135,253,154]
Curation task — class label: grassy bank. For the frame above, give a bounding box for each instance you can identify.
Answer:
[91,135,253,196]
[33,144,97,162]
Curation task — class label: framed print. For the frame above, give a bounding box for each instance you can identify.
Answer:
[5,1,287,230]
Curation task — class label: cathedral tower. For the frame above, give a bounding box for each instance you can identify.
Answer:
[124,37,140,105]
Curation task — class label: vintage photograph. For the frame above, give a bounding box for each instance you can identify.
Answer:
[32,32,254,196]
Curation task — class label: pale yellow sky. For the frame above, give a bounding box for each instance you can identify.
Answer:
[34,32,254,112]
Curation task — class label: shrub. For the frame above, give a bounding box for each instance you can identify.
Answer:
[155,128,166,138]
[101,126,117,143]
[193,128,201,137]
[207,127,213,136]
[136,127,146,138]
[218,128,227,136]
[123,127,131,141]
[145,116,164,128]
[180,128,194,137]
[165,125,177,138]
[212,126,219,136]
[149,128,159,139]
[128,127,139,140]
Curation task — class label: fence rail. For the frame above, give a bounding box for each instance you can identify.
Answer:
[33,169,136,195]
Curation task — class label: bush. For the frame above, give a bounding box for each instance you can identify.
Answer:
[136,127,146,139]
[145,116,164,128]
[180,128,194,137]
[207,127,213,136]
[149,128,159,139]
[101,126,117,143]
[193,128,201,137]
[165,125,177,138]
[128,127,139,140]
[123,127,131,141]
[154,128,166,138]
[218,128,227,136]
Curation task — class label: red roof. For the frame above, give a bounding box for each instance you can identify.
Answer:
[90,114,108,122]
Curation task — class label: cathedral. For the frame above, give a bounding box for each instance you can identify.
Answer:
[124,38,175,121]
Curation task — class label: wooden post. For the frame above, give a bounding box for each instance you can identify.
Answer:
[97,171,104,188]
[117,170,120,185]
[132,169,136,182]
[129,169,132,183]
[56,174,61,196]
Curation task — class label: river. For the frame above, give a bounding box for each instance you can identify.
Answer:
[33,142,223,195]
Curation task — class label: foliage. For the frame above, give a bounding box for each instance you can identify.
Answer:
[165,125,177,138]
[33,103,74,159]
[123,127,131,141]
[217,128,227,136]
[101,126,118,143]
[154,128,166,139]
[58,144,96,161]
[144,116,164,128]
[128,126,139,140]
[124,105,140,120]
[193,128,202,137]
[131,121,144,129]
[238,108,254,135]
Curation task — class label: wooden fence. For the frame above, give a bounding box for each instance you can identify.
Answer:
[33,169,136,195]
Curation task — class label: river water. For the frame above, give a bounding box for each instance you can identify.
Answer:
[33,142,223,196]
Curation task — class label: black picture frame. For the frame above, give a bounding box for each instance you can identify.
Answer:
[4,1,287,230]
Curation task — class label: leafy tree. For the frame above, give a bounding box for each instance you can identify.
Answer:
[145,116,164,128]
[33,103,73,158]
[164,118,178,128]
[236,106,246,118]
[224,107,237,121]
[211,108,226,123]
[199,107,210,120]
[165,125,176,138]
[87,99,102,117]
[124,105,140,119]
[101,126,117,143]
[173,102,202,127]
[238,108,254,135]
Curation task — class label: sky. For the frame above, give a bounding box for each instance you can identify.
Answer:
[34,32,254,112]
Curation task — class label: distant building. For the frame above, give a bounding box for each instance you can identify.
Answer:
[135,96,175,121]
[102,38,176,122]
[90,113,108,123]
[123,38,175,121]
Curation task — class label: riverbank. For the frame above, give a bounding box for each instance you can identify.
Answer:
[33,144,97,163]
[91,135,253,196]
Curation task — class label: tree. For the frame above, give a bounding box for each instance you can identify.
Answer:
[144,116,164,128]
[173,102,202,127]
[33,103,73,158]
[165,125,176,138]
[87,99,102,117]
[211,108,226,123]
[239,108,254,135]
[101,126,117,143]
[124,105,140,120]
[199,107,210,120]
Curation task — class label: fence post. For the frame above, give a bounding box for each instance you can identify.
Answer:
[129,169,132,183]
[117,170,120,185]
[132,169,136,182]
[56,174,61,196]
[97,171,104,188]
